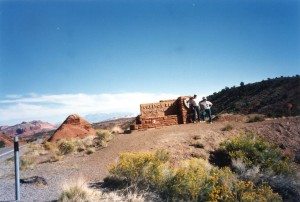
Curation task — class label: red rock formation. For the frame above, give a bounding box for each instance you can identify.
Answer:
[0,121,57,137]
[49,114,96,142]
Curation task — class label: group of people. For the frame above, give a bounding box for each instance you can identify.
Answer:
[187,94,213,124]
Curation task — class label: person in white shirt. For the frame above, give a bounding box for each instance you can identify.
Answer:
[188,95,201,123]
[200,97,213,124]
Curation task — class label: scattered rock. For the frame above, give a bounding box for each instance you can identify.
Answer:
[20,176,47,186]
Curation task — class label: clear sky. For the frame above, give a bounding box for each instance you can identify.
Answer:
[0,0,299,125]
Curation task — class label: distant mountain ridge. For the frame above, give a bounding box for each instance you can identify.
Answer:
[208,75,300,117]
[84,112,136,123]
[0,120,57,137]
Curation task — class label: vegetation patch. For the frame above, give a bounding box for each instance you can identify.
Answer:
[19,131,114,167]
[59,178,100,202]
[190,141,204,148]
[105,150,282,201]
[20,156,36,170]
[221,124,234,131]
[220,133,293,175]
[0,140,5,148]
[59,178,152,202]
[247,116,265,123]
[220,134,299,201]
[58,140,75,155]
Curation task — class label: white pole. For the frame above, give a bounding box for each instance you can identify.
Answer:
[14,136,20,200]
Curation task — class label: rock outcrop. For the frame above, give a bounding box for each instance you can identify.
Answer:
[49,114,96,142]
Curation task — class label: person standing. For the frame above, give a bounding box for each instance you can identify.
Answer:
[200,97,213,124]
[188,95,201,123]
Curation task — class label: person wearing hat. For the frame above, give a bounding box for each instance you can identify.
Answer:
[200,97,213,124]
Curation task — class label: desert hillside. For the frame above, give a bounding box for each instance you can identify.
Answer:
[208,76,300,117]
[0,120,57,137]
[1,115,299,201]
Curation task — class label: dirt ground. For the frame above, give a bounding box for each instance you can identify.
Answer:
[3,115,299,201]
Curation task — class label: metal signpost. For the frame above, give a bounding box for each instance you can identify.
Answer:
[14,136,20,200]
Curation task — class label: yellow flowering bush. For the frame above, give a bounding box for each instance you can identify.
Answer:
[108,151,168,184]
[106,150,282,201]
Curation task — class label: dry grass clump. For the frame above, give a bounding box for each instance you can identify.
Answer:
[58,178,151,202]
[58,140,75,155]
[53,133,114,157]
[111,126,123,134]
[105,150,282,201]
[95,130,113,147]
[43,141,57,152]
[18,132,115,167]
[221,124,234,131]
[247,116,265,123]
[99,188,150,202]
[42,131,114,160]
[20,156,36,170]
[59,178,100,202]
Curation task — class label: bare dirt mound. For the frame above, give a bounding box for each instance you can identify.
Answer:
[49,114,96,142]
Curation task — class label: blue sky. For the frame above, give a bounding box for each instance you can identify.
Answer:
[0,0,299,125]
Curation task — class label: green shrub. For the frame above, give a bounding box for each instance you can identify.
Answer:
[96,130,113,147]
[96,130,112,141]
[108,152,158,183]
[221,124,234,131]
[0,140,5,148]
[220,134,293,175]
[247,116,265,123]
[58,140,75,155]
[106,150,282,201]
[43,141,56,152]
[154,149,170,162]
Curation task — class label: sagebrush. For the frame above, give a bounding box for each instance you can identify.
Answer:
[106,150,282,201]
